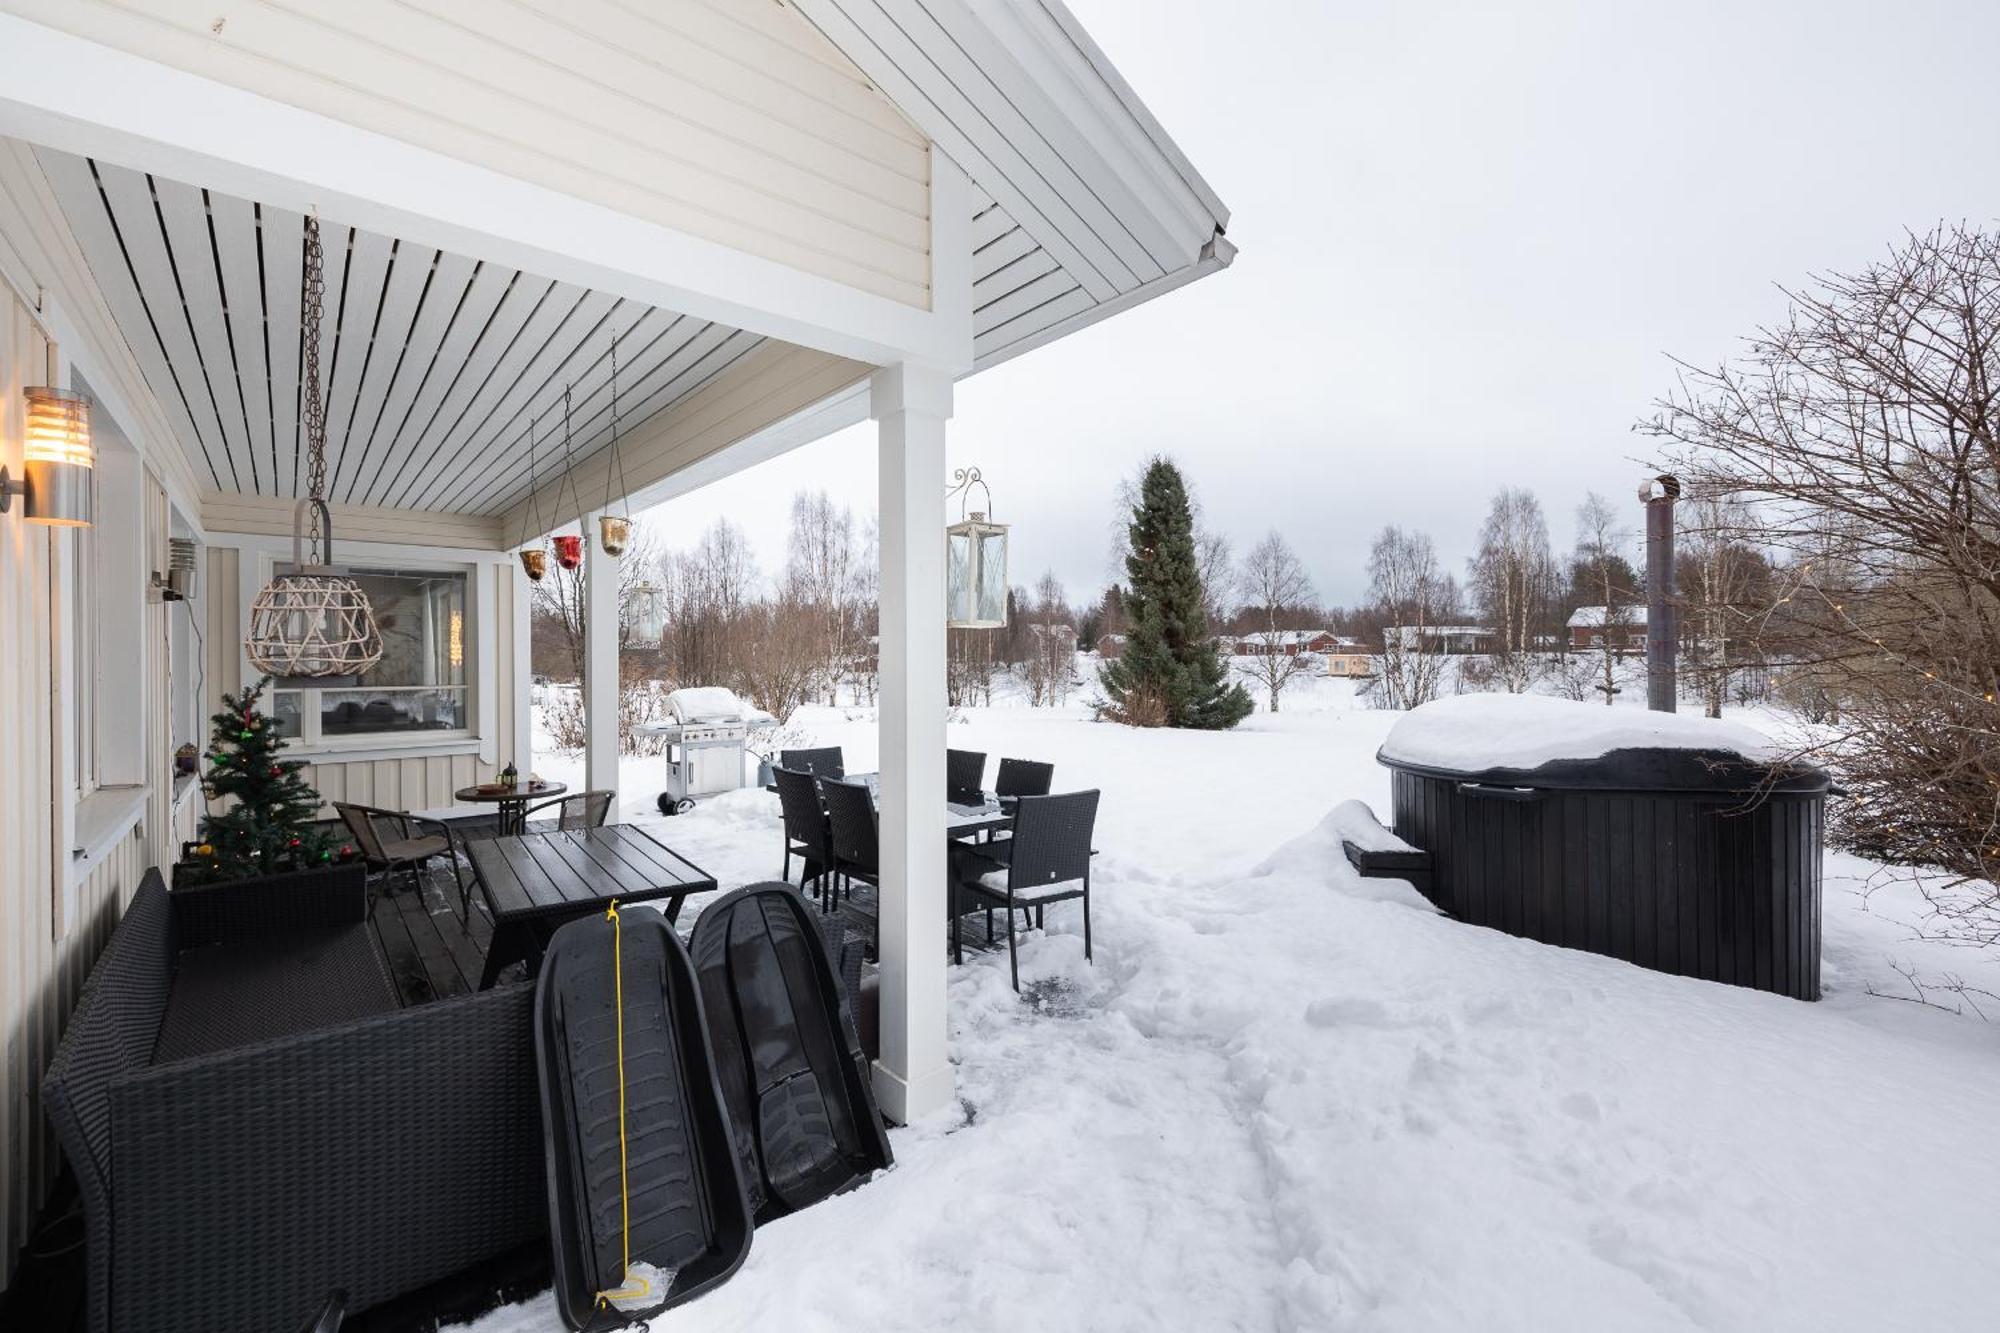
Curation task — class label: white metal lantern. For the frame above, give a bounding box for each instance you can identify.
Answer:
[627,579,667,644]
[243,213,383,686]
[945,467,1008,629]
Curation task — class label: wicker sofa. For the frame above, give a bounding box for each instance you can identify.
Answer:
[42,866,544,1333]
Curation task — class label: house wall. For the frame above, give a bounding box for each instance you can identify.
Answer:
[205,542,529,819]
[0,148,186,1292]
[0,0,933,308]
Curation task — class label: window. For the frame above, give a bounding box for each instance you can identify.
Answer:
[271,566,472,745]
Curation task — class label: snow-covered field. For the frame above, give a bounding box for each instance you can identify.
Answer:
[466,672,2000,1332]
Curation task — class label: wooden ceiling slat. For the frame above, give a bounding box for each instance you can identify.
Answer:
[150,174,262,492]
[349,250,478,507]
[92,161,243,491]
[33,150,217,488]
[258,205,305,499]
[319,228,393,492]
[336,241,443,503]
[206,192,275,494]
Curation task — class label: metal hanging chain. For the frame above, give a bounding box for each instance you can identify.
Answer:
[302,212,329,561]
[556,383,585,525]
[602,328,633,519]
[518,406,546,550]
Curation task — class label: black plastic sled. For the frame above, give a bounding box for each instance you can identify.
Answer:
[535,910,753,1330]
[689,883,893,1221]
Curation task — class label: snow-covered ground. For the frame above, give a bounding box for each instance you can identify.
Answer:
[465,671,2000,1332]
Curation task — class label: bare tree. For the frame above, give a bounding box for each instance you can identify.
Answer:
[529,520,662,682]
[1367,525,1452,709]
[1238,531,1318,712]
[1022,569,1079,706]
[1468,487,1557,693]
[1677,490,1774,717]
[784,488,862,705]
[659,518,758,688]
[1197,528,1235,627]
[1645,223,2000,937]
[1572,491,1636,705]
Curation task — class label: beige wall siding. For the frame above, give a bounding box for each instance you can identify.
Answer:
[203,545,522,819]
[200,492,507,550]
[4,0,932,307]
[0,286,156,1287]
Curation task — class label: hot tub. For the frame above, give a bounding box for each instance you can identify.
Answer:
[1377,695,1829,1000]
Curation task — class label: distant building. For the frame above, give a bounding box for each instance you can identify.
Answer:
[1230,628,1342,657]
[1095,633,1127,658]
[1029,622,1079,653]
[1567,605,1647,654]
[1324,646,1375,678]
[1383,625,1496,655]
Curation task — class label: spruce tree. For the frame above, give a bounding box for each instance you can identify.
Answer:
[181,676,355,884]
[1099,459,1252,729]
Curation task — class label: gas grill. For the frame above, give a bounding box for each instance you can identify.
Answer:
[637,687,773,814]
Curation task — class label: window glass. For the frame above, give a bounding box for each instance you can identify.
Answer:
[317,570,468,736]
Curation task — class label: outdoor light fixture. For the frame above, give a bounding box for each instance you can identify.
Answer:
[244,213,383,686]
[945,466,1008,629]
[1,385,94,526]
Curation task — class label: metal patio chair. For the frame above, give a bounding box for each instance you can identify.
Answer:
[333,801,471,920]
[951,789,1100,991]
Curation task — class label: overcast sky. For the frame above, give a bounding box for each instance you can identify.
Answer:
[645,0,2000,609]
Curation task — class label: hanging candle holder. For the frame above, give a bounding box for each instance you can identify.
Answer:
[548,383,589,573]
[516,406,550,582]
[598,327,635,557]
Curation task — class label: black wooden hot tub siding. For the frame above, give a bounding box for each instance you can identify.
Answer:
[1389,770,1823,1000]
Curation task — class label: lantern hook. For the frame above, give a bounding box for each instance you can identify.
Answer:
[947,465,994,521]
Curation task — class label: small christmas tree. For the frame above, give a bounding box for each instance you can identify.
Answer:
[181,676,353,884]
[1099,458,1253,729]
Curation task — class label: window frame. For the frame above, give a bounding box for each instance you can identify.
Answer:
[254,552,482,755]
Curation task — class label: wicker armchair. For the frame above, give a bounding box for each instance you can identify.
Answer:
[779,746,845,778]
[946,748,987,804]
[333,801,470,918]
[951,790,1100,990]
[995,757,1055,798]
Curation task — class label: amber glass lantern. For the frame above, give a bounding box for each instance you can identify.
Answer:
[2,386,94,526]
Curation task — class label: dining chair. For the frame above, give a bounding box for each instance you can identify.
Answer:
[951,789,1100,990]
[820,776,881,912]
[946,748,987,805]
[781,746,846,779]
[995,758,1055,799]
[774,767,834,902]
[521,790,615,831]
[333,801,471,921]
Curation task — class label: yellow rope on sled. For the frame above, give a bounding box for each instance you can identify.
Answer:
[595,899,651,1312]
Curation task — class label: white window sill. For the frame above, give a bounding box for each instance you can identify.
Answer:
[284,737,484,765]
[72,784,148,876]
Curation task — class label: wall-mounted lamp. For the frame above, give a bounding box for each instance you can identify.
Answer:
[1,386,94,526]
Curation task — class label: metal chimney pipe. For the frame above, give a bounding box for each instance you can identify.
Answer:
[1640,474,1680,713]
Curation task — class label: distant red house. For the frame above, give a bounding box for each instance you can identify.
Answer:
[1568,605,1647,654]
[1230,629,1342,657]
[1096,633,1127,658]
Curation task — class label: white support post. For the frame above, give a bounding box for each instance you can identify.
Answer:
[871,361,955,1124]
[581,516,620,816]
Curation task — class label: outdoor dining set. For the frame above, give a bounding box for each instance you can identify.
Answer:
[769,746,1101,991]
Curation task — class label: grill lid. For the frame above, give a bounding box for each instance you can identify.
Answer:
[667,686,752,725]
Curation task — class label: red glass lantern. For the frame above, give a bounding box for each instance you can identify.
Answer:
[553,534,584,570]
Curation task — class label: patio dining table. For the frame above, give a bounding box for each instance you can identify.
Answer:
[769,769,1016,839]
[469,825,716,988]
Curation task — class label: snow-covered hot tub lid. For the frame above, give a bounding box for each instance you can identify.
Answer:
[1376,694,1826,793]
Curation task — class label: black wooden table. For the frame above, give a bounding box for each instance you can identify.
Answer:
[455,779,566,836]
[469,825,715,988]
[768,769,1017,840]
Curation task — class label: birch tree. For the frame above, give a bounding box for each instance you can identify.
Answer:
[1239,531,1318,712]
[1572,492,1635,705]
[1468,487,1557,692]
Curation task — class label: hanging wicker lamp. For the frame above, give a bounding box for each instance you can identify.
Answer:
[245,213,384,686]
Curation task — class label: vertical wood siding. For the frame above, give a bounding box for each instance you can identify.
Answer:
[3,0,932,306]
[0,290,154,1289]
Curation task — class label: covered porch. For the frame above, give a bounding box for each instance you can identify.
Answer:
[0,1,1231,1322]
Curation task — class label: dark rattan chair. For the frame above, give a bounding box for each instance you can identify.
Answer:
[334,801,470,918]
[821,776,880,911]
[946,748,987,805]
[521,789,615,831]
[780,746,845,779]
[774,766,834,901]
[951,789,1100,990]
[995,758,1055,799]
